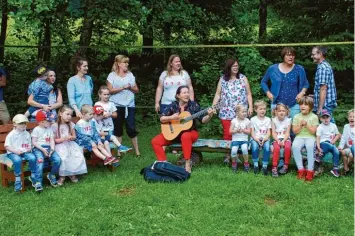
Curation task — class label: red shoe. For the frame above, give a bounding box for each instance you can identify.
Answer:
[305,170,315,182]
[297,169,306,179]
[104,157,115,165]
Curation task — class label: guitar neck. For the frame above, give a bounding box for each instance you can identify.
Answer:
[184,108,208,122]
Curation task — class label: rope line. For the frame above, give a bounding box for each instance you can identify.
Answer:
[0,41,353,49]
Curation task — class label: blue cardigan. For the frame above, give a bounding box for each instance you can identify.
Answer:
[260,64,309,106]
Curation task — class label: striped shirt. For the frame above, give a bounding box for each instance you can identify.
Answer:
[313,60,337,111]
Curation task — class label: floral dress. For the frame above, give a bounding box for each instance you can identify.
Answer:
[218,74,248,120]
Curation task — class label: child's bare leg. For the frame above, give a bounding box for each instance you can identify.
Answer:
[110,135,121,147]
[117,136,123,144]
[343,154,349,171]
[98,146,112,157]
[24,110,30,118]
[92,147,107,160]
[242,154,249,163]
[104,141,111,154]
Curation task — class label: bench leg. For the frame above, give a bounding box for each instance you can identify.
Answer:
[21,162,26,193]
[1,164,9,187]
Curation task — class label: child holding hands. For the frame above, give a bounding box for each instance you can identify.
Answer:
[5,114,38,192]
[250,100,271,175]
[271,103,292,177]
[338,109,354,175]
[229,105,251,173]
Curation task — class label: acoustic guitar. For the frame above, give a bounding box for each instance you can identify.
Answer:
[161,103,221,140]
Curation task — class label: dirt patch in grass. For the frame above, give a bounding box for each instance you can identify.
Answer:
[115,185,136,197]
[264,196,277,206]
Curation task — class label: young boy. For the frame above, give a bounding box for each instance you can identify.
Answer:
[316,109,341,177]
[31,110,61,191]
[338,109,354,175]
[92,105,132,154]
[5,114,38,192]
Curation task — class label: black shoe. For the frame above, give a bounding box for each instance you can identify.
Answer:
[253,166,259,174]
[262,167,268,176]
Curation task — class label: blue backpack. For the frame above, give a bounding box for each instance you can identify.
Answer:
[140,161,190,183]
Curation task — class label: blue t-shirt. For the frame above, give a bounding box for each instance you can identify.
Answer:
[0,67,7,101]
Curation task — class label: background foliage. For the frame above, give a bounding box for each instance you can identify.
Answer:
[0,0,353,133]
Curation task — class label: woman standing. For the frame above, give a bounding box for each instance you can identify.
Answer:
[151,85,214,173]
[106,55,140,157]
[27,69,63,121]
[67,57,93,118]
[261,47,309,118]
[212,59,253,163]
[155,54,194,114]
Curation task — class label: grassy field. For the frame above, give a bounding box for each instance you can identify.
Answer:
[0,125,353,236]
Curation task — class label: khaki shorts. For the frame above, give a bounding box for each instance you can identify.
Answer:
[0,101,10,124]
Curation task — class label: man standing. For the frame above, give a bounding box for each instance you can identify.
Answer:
[311,46,337,118]
[0,67,10,124]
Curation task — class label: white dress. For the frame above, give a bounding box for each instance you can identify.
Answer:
[52,122,88,176]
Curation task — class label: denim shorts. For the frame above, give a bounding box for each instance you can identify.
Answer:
[231,141,249,147]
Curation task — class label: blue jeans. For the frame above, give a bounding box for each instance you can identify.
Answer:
[351,145,355,157]
[251,139,270,166]
[7,152,37,177]
[320,141,339,167]
[32,146,61,184]
[231,141,249,157]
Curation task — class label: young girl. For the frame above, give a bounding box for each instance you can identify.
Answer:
[338,109,354,175]
[271,103,292,177]
[74,105,117,166]
[229,105,251,172]
[52,105,88,185]
[292,96,319,181]
[94,86,132,154]
[250,100,271,175]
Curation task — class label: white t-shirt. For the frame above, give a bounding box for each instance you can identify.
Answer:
[272,117,291,140]
[250,116,271,139]
[75,119,95,136]
[230,118,250,141]
[94,101,117,131]
[51,122,74,139]
[316,123,340,143]
[31,126,54,146]
[339,124,354,149]
[5,129,32,154]
[107,71,136,107]
[159,70,190,105]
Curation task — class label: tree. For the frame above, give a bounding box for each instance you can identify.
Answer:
[0,0,8,63]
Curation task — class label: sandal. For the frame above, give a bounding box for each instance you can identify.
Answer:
[69,176,79,183]
[185,160,192,173]
[57,177,65,186]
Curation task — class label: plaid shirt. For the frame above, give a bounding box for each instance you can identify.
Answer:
[313,60,337,111]
[160,100,204,129]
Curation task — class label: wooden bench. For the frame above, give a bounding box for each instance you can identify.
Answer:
[0,120,118,192]
[167,138,334,166]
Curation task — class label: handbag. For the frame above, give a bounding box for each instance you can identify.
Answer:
[140,161,190,183]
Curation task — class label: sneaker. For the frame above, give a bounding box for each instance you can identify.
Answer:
[35,182,43,192]
[28,175,36,187]
[244,164,250,173]
[14,179,22,192]
[262,167,268,176]
[47,174,58,187]
[271,167,279,177]
[231,163,237,173]
[315,154,322,163]
[279,165,288,175]
[278,159,284,169]
[330,169,340,178]
[112,162,120,167]
[104,157,115,165]
[223,156,230,164]
[57,177,65,186]
[69,175,79,183]
[118,145,132,153]
[253,166,259,174]
[314,166,324,177]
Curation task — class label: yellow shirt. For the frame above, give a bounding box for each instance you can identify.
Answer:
[292,113,319,138]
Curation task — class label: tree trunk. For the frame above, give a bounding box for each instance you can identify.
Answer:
[258,0,267,42]
[77,0,94,57]
[0,0,8,63]
[142,13,153,55]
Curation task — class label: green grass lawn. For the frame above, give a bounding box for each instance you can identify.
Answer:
[0,125,353,235]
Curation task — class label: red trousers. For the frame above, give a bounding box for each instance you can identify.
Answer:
[272,140,292,168]
[151,130,199,161]
[221,119,232,141]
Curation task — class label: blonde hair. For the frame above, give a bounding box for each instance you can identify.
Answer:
[348,109,354,115]
[81,104,93,115]
[166,54,183,76]
[254,100,267,110]
[236,104,247,115]
[272,103,290,117]
[298,96,314,111]
[112,55,129,74]
[57,105,73,138]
